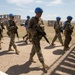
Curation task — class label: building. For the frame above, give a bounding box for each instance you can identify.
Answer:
[48,20,63,26]
[0,14,21,25]
[48,20,55,26]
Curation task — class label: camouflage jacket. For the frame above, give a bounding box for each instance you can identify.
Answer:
[28,16,42,39]
[54,21,62,33]
[64,21,74,35]
[6,20,17,32]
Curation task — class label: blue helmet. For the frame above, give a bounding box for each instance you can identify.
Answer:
[35,7,43,13]
[27,16,30,19]
[9,13,14,18]
[56,17,61,20]
[67,16,73,20]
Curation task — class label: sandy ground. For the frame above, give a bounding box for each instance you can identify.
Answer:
[0,37,65,75]
[0,25,75,75]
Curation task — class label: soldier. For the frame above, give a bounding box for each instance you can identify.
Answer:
[51,17,63,46]
[28,7,48,70]
[23,16,30,44]
[62,16,74,51]
[0,18,5,33]
[6,13,19,54]
[0,18,4,50]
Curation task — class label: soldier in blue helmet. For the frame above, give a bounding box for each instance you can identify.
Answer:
[6,13,19,54]
[51,17,63,46]
[28,7,48,70]
[62,16,74,51]
[0,17,5,50]
[22,16,30,44]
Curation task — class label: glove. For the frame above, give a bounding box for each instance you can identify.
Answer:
[41,32,46,36]
[61,30,63,34]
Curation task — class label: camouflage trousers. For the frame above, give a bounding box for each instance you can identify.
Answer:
[0,35,1,49]
[23,29,28,39]
[9,33,16,49]
[64,32,72,48]
[30,37,44,64]
[52,32,63,45]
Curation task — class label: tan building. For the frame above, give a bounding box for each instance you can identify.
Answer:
[0,14,21,25]
[48,20,63,26]
[48,20,55,26]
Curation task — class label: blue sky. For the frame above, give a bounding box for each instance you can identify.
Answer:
[0,0,75,21]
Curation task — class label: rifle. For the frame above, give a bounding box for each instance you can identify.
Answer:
[15,26,19,40]
[33,24,50,45]
[15,31,19,40]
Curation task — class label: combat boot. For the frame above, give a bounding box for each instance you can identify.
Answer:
[42,63,48,70]
[23,37,24,40]
[16,51,19,55]
[61,44,64,46]
[25,40,28,44]
[29,57,36,63]
[15,48,19,55]
[8,47,14,51]
[63,47,69,51]
[51,43,55,46]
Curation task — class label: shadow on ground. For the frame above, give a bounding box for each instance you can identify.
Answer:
[42,46,75,75]
[17,43,28,46]
[0,50,14,56]
[51,47,75,75]
[44,45,62,49]
[53,49,65,55]
[15,40,25,43]
[6,61,44,75]
[17,42,31,46]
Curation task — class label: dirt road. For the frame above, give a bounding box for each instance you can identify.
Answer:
[0,37,74,75]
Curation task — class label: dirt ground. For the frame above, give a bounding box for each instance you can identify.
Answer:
[0,24,75,75]
[3,24,75,44]
[0,37,64,75]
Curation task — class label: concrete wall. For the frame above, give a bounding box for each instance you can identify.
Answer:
[48,20,55,26]
[0,14,21,25]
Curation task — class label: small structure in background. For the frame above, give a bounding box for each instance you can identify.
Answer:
[48,20,55,26]
[0,14,21,25]
[48,20,62,26]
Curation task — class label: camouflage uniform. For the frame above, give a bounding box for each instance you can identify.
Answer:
[6,20,19,54]
[0,20,5,50]
[28,16,45,64]
[0,35,1,50]
[64,21,74,50]
[0,23,2,50]
[23,19,30,43]
[51,21,63,45]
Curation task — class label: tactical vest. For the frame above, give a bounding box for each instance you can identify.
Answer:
[54,21,62,33]
[65,21,74,35]
[8,20,17,33]
[54,21,62,29]
[28,17,40,39]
